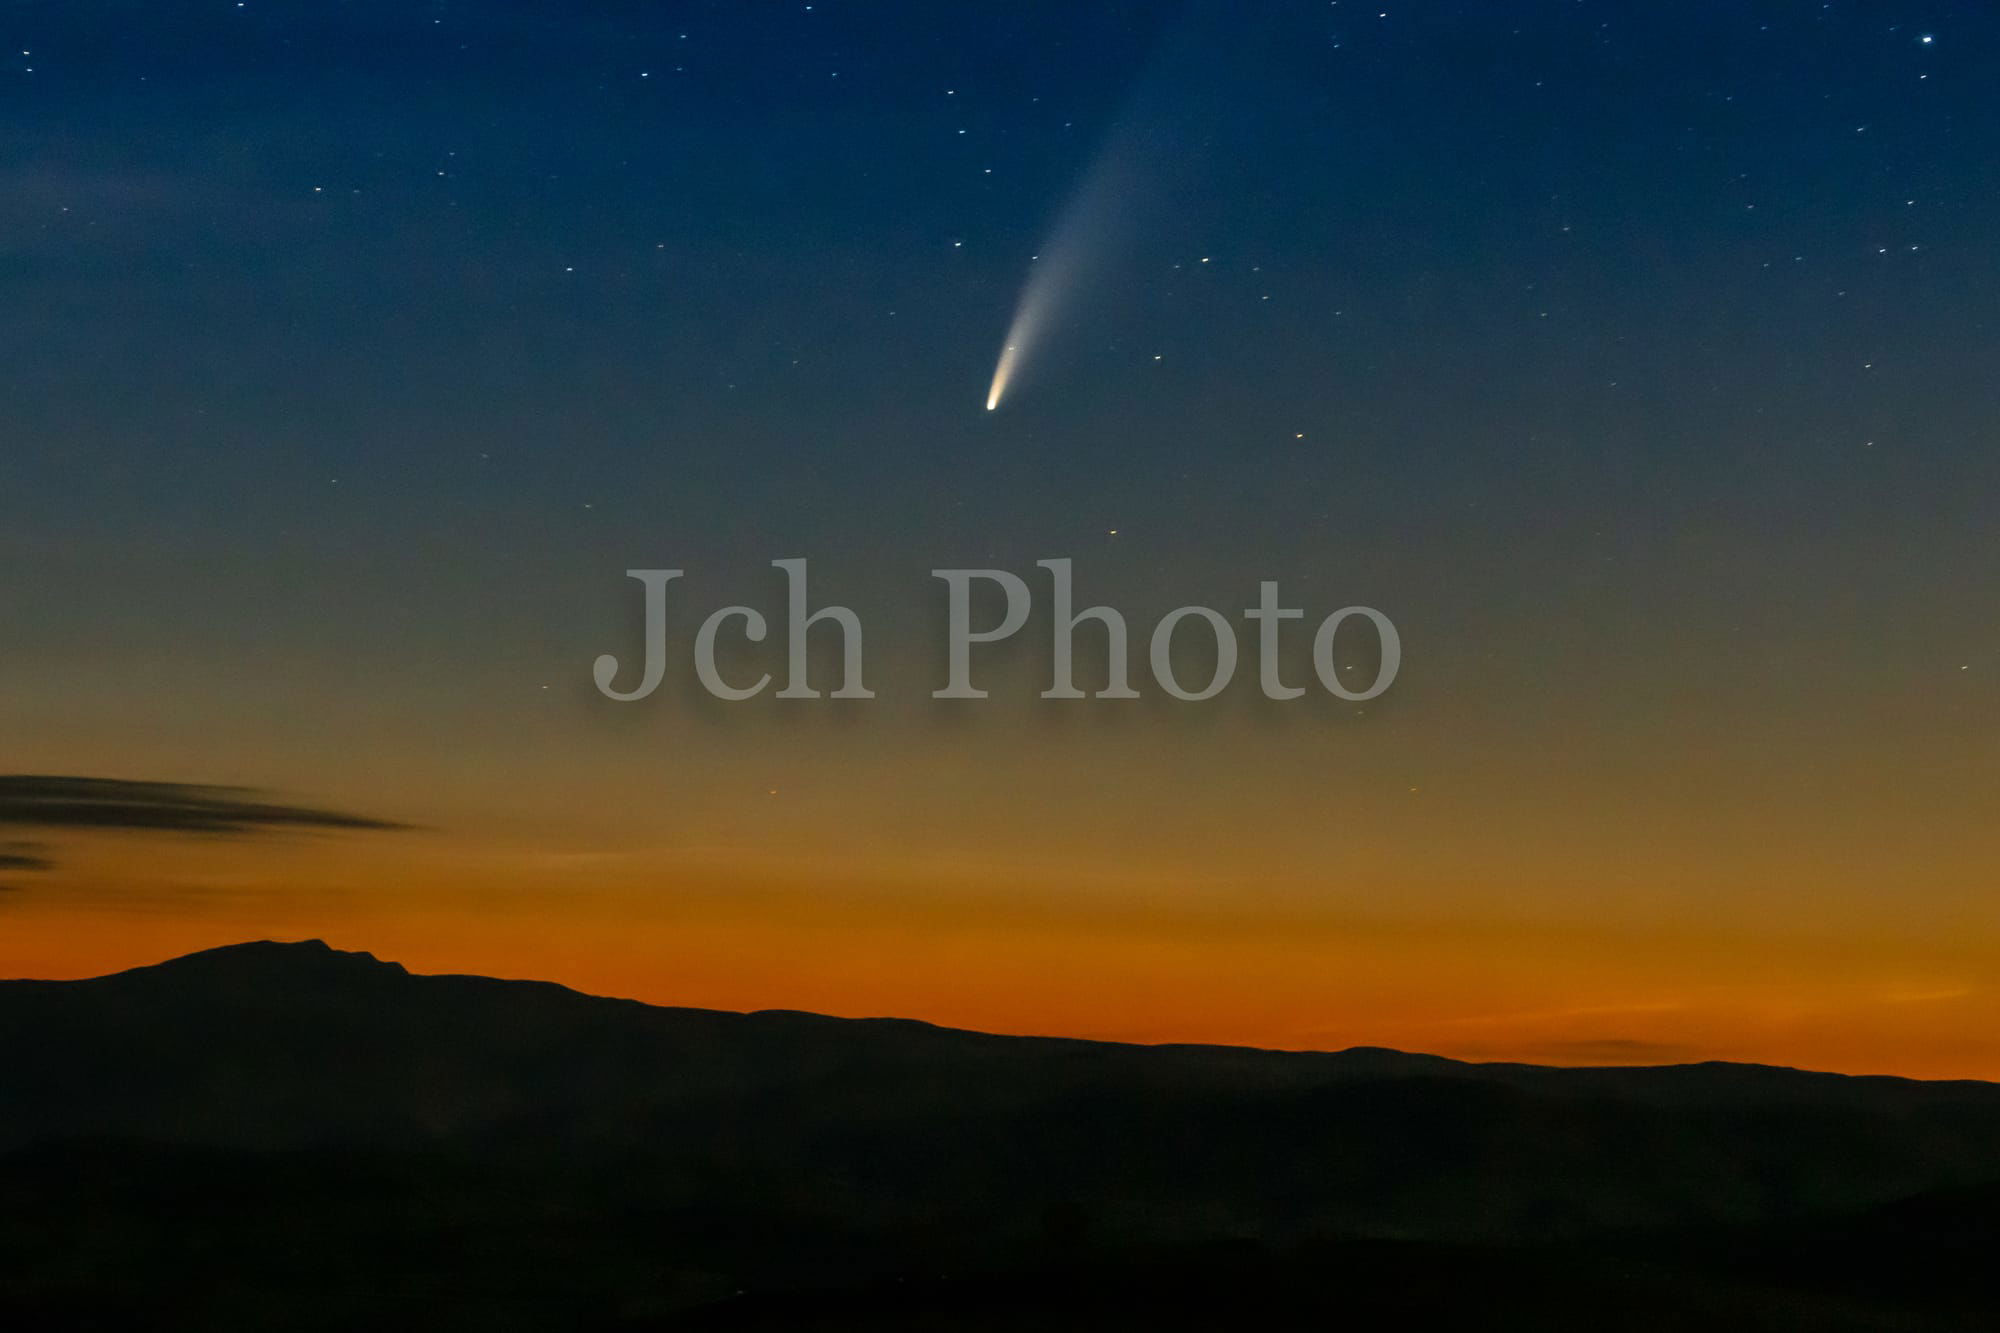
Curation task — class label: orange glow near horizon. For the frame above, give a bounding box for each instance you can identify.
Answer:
[4,587,1996,1084]
[4,826,1997,1083]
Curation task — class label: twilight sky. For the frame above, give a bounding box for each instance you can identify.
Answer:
[4,0,1998,1078]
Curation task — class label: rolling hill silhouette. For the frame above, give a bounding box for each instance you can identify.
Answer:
[3,940,1996,1330]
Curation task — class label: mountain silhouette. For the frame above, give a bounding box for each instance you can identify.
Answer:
[3,940,1997,1330]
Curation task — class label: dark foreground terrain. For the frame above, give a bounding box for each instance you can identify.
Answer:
[3,941,1997,1329]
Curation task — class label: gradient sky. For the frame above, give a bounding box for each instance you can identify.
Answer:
[4,0,1998,1078]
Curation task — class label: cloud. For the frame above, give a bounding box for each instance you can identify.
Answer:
[1435,1034,1705,1066]
[1522,1038,1698,1065]
[0,777,408,876]
[0,841,54,873]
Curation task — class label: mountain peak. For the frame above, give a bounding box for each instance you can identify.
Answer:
[112,937,409,983]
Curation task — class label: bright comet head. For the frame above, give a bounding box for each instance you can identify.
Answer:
[986,342,1020,412]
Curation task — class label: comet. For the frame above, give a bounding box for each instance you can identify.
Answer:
[981,3,1242,413]
[986,343,1018,411]
[983,153,1136,413]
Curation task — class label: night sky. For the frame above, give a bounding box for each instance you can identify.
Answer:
[4,1,1997,1077]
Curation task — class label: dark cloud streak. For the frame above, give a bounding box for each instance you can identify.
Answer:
[0,842,55,872]
[0,778,408,876]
